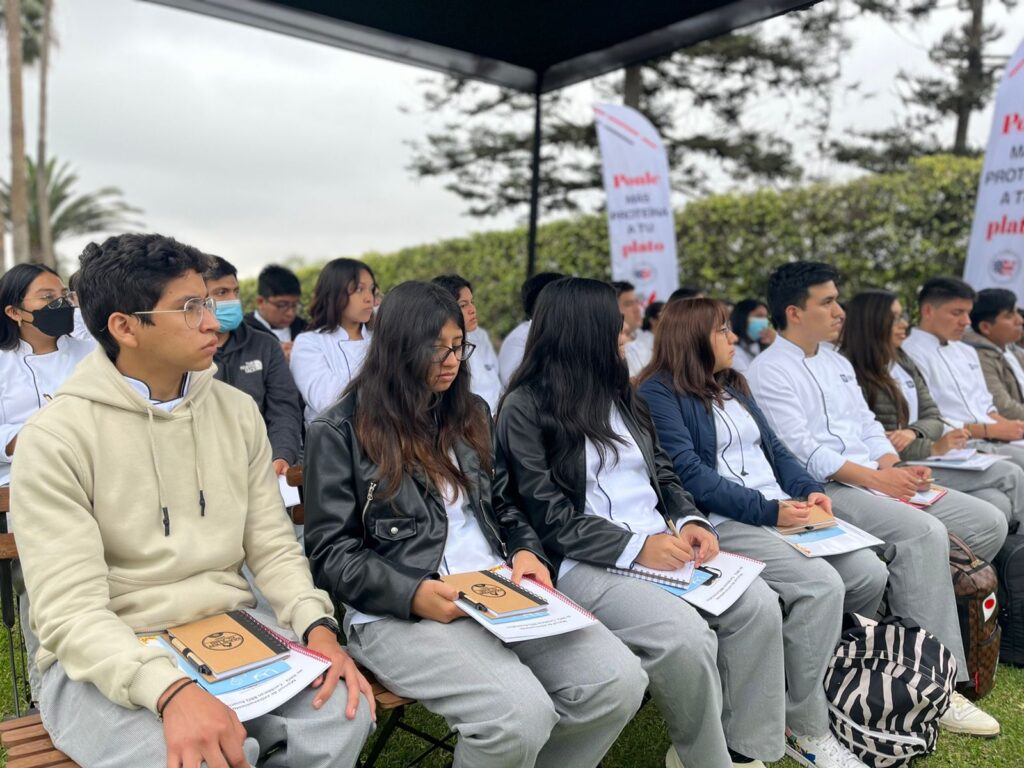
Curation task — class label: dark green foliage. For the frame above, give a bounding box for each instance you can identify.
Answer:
[242,155,983,339]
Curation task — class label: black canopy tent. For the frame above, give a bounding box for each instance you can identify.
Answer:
[143,0,819,276]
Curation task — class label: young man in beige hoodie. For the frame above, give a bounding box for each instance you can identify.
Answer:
[10,234,374,768]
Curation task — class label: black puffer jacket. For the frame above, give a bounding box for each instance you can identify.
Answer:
[494,386,709,577]
[303,391,549,619]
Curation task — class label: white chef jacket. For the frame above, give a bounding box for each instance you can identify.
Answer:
[0,335,95,485]
[746,334,896,482]
[498,321,530,388]
[902,328,996,425]
[559,407,707,579]
[467,327,503,413]
[290,326,371,424]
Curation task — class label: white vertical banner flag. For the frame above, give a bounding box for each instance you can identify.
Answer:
[964,39,1024,293]
[594,103,679,303]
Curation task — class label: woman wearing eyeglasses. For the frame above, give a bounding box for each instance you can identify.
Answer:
[840,290,1020,559]
[290,258,379,423]
[303,281,646,768]
[0,264,94,486]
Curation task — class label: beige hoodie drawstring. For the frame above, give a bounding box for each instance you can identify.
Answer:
[147,409,171,536]
[189,402,207,518]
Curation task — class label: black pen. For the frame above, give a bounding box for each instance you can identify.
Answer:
[457,592,490,613]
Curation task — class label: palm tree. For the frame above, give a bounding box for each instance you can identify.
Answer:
[4,0,31,263]
[0,1,44,269]
[1,157,144,265]
[34,0,53,268]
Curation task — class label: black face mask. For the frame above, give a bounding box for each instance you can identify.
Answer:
[26,304,75,338]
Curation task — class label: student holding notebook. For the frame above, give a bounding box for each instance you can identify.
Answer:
[303,281,646,768]
[637,297,881,768]
[841,289,1022,553]
[746,262,1001,736]
[495,277,786,768]
[10,235,374,767]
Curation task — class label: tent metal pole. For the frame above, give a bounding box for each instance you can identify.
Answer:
[526,88,542,279]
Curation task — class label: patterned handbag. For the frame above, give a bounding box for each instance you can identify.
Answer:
[948,533,1001,699]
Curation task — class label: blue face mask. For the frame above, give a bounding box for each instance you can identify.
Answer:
[747,316,770,339]
[215,299,244,333]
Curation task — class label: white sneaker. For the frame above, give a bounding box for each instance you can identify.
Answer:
[786,730,868,767]
[938,691,1001,737]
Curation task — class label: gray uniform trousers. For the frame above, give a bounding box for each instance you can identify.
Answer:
[35,607,374,768]
[927,463,1017,558]
[826,483,969,683]
[346,616,647,768]
[714,520,888,737]
[965,442,1024,533]
[556,562,786,767]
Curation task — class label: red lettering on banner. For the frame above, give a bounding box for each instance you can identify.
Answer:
[613,172,660,189]
[986,214,1024,240]
[1003,113,1024,134]
[622,240,666,258]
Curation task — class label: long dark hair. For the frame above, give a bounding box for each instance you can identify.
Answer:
[0,263,60,351]
[349,281,491,498]
[505,277,636,481]
[839,289,909,428]
[308,258,375,333]
[730,298,767,346]
[639,298,750,407]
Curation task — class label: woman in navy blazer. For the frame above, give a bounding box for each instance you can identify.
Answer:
[637,298,887,768]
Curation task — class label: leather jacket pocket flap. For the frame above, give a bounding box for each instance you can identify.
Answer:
[374,517,416,541]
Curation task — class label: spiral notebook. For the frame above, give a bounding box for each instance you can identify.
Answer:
[441,569,548,619]
[606,561,695,588]
[166,610,290,681]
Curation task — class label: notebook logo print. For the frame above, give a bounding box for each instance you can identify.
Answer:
[471,583,506,598]
[203,631,245,651]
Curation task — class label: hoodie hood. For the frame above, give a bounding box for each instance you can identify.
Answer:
[58,347,216,416]
[57,348,216,535]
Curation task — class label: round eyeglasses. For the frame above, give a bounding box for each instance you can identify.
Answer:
[133,297,217,329]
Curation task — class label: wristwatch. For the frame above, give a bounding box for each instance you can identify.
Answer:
[302,617,341,645]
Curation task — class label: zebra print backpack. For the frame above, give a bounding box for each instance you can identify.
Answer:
[824,614,957,767]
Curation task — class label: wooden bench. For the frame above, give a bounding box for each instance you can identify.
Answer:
[0,481,456,767]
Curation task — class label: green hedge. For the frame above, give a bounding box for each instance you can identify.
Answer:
[240,154,982,339]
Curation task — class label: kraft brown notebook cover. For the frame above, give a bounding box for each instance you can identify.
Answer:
[441,570,548,619]
[166,610,289,681]
[774,503,837,536]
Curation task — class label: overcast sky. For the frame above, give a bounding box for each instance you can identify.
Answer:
[1,0,1020,276]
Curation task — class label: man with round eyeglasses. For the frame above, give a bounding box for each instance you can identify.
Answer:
[9,234,374,767]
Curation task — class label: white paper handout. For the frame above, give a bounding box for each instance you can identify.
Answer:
[768,518,883,558]
[455,565,597,643]
[841,482,947,507]
[653,551,765,616]
[278,475,301,508]
[903,453,1007,472]
[931,448,977,461]
[141,634,330,722]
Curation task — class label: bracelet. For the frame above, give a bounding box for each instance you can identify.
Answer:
[157,678,198,720]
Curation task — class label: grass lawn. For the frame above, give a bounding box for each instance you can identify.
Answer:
[0,622,1020,768]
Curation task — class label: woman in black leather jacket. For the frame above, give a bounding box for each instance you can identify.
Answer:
[495,277,785,768]
[303,281,645,768]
